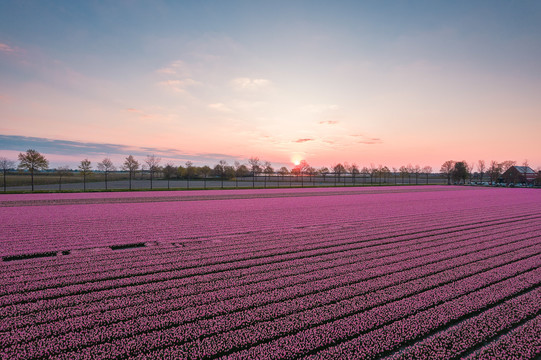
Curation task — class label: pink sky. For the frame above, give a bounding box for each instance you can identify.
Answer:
[1,2,540,170]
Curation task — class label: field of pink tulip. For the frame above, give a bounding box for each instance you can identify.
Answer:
[0,185,540,359]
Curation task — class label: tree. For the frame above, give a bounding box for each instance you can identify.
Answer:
[18,149,49,192]
[78,159,92,191]
[214,160,227,189]
[234,161,249,189]
[477,160,486,184]
[123,155,139,190]
[332,163,345,186]
[55,166,71,191]
[452,161,468,184]
[500,160,516,173]
[399,166,409,185]
[97,158,115,190]
[440,160,455,185]
[319,167,329,183]
[348,163,359,185]
[361,166,370,184]
[162,163,176,190]
[370,164,378,184]
[185,161,194,189]
[488,161,502,184]
[0,157,15,193]
[145,155,161,190]
[248,157,261,188]
[380,166,391,184]
[413,165,421,185]
[294,160,310,187]
[263,161,274,188]
[200,165,212,189]
[277,166,289,187]
[422,166,433,185]
[306,166,316,186]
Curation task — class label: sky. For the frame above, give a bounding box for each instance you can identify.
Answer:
[1,1,540,170]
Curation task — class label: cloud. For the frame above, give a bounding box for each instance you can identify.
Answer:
[157,78,200,93]
[294,138,314,143]
[319,120,339,125]
[349,133,383,145]
[156,60,189,76]
[0,135,243,166]
[208,103,232,112]
[0,43,15,53]
[231,77,271,90]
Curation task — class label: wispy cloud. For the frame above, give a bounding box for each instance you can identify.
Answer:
[231,77,271,90]
[156,60,189,76]
[349,133,383,145]
[0,43,15,53]
[294,138,314,143]
[157,78,200,93]
[319,120,339,125]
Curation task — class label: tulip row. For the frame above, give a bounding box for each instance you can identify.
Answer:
[2,223,536,336]
[464,315,541,360]
[3,241,539,359]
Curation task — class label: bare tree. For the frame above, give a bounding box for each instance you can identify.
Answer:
[422,166,433,185]
[248,157,261,188]
[263,161,274,188]
[348,163,359,185]
[145,155,161,190]
[477,160,486,183]
[97,158,115,190]
[500,160,516,173]
[319,167,329,184]
[0,157,15,193]
[306,166,316,186]
[488,160,502,184]
[380,166,391,184]
[296,160,310,187]
[399,166,409,185]
[361,166,370,185]
[78,159,92,192]
[277,166,289,187]
[413,165,421,185]
[123,155,139,190]
[440,160,455,185]
[18,149,49,192]
[333,163,345,186]
[369,163,378,184]
[56,166,71,191]
[392,167,398,184]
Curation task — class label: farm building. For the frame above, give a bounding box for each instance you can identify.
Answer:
[502,166,537,184]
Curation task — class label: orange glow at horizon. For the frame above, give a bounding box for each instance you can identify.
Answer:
[291,154,302,166]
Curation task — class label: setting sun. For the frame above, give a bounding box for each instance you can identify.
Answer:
[291,155,303,166]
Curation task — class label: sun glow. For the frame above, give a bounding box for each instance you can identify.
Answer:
[291,155,303,166]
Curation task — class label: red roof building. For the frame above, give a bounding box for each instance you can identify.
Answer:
[502,166,537,184]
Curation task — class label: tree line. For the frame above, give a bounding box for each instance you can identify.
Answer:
[439,159,539,185]
[1,149,539,192]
